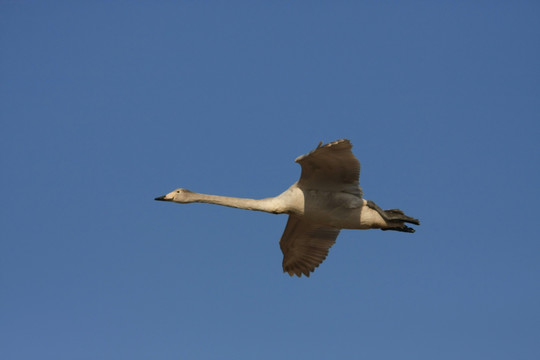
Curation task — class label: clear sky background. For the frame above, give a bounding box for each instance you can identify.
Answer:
[1,2,539,359]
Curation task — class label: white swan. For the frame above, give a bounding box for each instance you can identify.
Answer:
[155,139,419,277]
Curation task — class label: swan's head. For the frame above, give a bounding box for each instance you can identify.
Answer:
[154,188,194,203]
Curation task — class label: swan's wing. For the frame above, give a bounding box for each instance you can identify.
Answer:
[280,215,340,277]
[295,139,362,196]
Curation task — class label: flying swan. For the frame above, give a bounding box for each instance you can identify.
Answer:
[155,139,419,277]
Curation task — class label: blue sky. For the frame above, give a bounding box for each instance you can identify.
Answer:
[1,1,539,359]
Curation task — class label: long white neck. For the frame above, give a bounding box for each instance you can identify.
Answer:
[186,192,284,214]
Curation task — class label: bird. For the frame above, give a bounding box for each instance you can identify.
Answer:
[155,139,420,277]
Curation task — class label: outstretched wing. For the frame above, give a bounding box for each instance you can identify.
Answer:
[280,215,341,277]
[295,139,362,196]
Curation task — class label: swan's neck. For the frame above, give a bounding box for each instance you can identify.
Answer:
[187,193,284,214]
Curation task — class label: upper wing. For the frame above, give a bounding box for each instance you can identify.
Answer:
[280,215,341,277]
[295,139,362,196]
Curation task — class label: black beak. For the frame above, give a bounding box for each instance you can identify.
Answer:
[154,195,169,201]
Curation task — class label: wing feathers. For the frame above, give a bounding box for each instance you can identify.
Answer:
[278,140,361,277]
[296,139,362,196]
[280,215,340,277]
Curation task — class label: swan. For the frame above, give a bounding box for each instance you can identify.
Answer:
[155,139,419,277]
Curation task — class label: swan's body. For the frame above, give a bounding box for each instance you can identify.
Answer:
[155,139,419,277]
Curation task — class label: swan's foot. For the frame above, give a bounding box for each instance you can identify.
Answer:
[381,225,415,233]
[366,200,420,230]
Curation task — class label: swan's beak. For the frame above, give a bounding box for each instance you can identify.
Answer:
[154,195,170,201]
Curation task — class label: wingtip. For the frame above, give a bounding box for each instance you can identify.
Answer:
[295,139,353,163]
[321,139,351,147]
[284,268,313,278]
